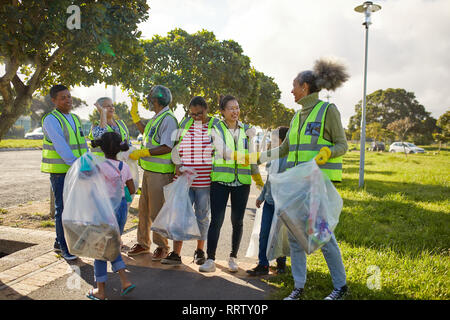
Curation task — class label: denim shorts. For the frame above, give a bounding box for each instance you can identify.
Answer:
[188,187,211,240]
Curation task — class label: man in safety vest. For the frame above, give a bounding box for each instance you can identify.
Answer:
[41,85,88,261]
[127,85,178,261]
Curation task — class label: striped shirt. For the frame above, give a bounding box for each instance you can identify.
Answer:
[173,121,213,188]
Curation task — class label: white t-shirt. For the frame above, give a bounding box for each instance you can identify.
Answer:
[98,159,132,197]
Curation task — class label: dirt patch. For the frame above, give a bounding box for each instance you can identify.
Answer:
[0,197,140,233]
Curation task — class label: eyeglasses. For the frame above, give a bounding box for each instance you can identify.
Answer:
[225,106,240,112]
[190,111,205,117]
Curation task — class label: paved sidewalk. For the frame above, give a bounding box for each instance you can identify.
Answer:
[0,226,278,300]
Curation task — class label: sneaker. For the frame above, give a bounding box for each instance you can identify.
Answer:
[161,252,182,265]
[53,241,61,253]
[152,247,169,261]
[246,264,269,276]
[324,285,348,300]
[193,249,206,265]
[61,252,78,261]
[228,257,239,273]
[199,259,216,272]
[276,257,287,274]
[127,244,150,256]
[283,288,304,300]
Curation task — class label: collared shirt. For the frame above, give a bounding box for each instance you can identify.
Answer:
[148,106,178,149]
[42,111,80,166]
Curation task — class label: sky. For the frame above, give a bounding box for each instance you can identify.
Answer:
[59,0,450,128]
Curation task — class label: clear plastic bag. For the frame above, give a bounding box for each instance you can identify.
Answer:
[151,168,201,241]
[266,209,291,261]
[62,152,121,261]
[117,145,140,206]
[269,160,343,255]
[245,206,264,258]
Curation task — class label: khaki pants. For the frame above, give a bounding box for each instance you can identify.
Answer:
[137,170,174,250]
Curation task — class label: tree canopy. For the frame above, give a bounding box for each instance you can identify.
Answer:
[0,0,149,140]
[126,28,294,129]
[347,88,438,144]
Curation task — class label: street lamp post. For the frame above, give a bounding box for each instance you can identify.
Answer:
[354,1,381,188]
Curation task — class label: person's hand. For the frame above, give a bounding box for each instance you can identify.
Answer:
[130,97,141,123]
[252,173,264,190]
[256,199,263,208]
[129,148,151,160]
[94,102,103,114]
[175,165,183,176]
[315,147,331,165]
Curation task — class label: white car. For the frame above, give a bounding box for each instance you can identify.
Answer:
[24,127,44,140]
[389,142,425,154]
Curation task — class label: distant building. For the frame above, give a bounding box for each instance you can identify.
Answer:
[14,116,32,133]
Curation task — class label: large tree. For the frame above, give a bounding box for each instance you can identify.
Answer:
[125,28,294,129]
[348,88,438,144]
[0,0,149,140]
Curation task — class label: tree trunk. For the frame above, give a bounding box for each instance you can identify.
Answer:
[0,94,33,141]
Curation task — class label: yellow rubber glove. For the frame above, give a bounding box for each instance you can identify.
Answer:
[130,97,141,123]
[252,173,264,190]
[231,151,260,166]
[315,147,331,165]
[129,148,151,160]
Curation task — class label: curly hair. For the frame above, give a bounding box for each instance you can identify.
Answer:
[295,57,349,93]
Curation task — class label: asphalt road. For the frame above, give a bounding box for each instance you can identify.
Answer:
[1,150,271,300]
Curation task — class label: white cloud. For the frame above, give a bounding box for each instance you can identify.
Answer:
[53,0,450,128]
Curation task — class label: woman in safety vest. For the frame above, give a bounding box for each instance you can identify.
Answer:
[254,58,350,300]
[88,97,131,156]
[199,95,264,273]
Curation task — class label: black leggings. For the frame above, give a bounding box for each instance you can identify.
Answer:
[206,182,251,260]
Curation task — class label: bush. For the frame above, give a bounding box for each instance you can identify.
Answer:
[5,125,25,138]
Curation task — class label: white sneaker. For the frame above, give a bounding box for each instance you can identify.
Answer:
[228,257,239,273]
[199,259,216,272]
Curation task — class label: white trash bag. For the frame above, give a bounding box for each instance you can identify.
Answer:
[269,160,343,255]
[151,167,201,241]
[266,209,291,261]
[62,152,121,261]
[245,206,264,258]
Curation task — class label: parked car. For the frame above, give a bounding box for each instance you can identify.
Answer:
[24,127,44,140]
[389,142,425,154]
[368,141,385,151]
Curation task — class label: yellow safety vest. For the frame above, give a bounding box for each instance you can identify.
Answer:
[210,121,252,184]
[139,110,178,173]
[88,119,130,157]
[287,101,343,182]
[41,110,88,174]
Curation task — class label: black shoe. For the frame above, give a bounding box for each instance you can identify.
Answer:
[284,288,304,300]
[246,264,269,276]
[276,257,286,274]
[53,241,61,253]
[161,251,182,265]
[324,285,348,300]
[193,249,206,265]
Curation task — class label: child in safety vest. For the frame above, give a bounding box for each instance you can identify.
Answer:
[86,132,136,300]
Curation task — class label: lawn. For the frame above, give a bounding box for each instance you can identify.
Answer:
[0,139,43,149]
[265,146,450,300]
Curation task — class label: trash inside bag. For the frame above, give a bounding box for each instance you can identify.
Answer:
[62,152,121,261]
[151,168,201,241]
[269,160,343,255]
[117,145,140,205]
[245,206,264,258]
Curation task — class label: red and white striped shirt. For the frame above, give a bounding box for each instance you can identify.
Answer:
[173,121,213,188]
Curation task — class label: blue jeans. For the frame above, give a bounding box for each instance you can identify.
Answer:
[94,197,128,283]
[289,232,347,289]
[258,202,286,267]
[189,187,211,241]
[50,173,70,254]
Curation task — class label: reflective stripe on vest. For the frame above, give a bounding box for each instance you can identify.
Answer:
[178,117,219,143]
[287,101,343,182]
[139,110,178,173]
[41,110,88,173]
[89,119,130,156]
[210,121,252,184]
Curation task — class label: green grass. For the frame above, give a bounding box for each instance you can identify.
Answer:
[40,220,55,228]
[265,147,450,300]
[0,139,43,149]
